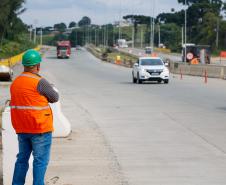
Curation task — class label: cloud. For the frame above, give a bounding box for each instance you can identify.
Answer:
[19,0,183,26]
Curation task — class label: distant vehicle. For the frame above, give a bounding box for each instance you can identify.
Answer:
[182,43,211,64]
[117,39,128,48]
[158,43,166,48]
[0,65,13,81]
[132,57,169,84]
[145,47,152,54]
[57,41,71,59]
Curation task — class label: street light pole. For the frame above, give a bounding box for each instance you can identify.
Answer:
[150,0,155,51]
[132,19,135,48]
[158,23,161,47]
[150,16,152,47]
[29,25,32,42]
[33,27,36,44]
[119,0,122,40]
[182,26,184,47]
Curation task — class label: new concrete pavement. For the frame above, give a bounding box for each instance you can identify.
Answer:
[1,47,226,184]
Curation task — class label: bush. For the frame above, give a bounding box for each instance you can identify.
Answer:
[0,35,36,59]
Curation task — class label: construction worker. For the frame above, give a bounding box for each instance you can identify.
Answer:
[191,57,199,65]
[10,49,59,185]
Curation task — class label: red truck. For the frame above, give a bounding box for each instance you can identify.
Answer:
[57,41,71,59]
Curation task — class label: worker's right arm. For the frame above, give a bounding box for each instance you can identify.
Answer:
[37,78,59,103]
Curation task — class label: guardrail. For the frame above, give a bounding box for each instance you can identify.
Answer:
[0,46,41,67]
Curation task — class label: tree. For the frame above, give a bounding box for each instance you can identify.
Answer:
[54,23,67,32]
[157,11,184,26]
[123,15,152,45]
[69,28,86,46]
[158,23,182,52]
[69,21,76,28]
[0,0,26,43]
[178,0,224,16]
[78,16,91,27]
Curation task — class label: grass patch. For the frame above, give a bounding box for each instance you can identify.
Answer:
[108,52,136,62]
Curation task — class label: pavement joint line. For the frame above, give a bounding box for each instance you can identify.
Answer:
[71,101,130,185]
[164,112,226,155]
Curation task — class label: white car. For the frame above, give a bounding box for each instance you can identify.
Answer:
[132,57,169,84]
[0,65,13,81]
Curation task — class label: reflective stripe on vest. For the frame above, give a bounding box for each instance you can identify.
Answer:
[10,105,50,110]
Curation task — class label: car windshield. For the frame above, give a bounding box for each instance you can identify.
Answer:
[140,59,163,66]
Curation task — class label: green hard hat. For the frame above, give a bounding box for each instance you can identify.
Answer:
[22,49,42,66]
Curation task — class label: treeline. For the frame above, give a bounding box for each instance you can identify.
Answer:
[157,0,226,52]
[0,0,35,58]
[44,0,226,53]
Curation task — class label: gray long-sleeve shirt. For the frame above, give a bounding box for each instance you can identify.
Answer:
[37,78,59,103]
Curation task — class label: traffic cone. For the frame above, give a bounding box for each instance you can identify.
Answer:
[204,69,208,84]
[180,68,183,80]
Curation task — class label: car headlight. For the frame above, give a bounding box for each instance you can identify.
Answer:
[140,68,146,73]
[163,67,169,73]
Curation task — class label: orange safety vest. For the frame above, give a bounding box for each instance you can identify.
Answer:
[10,72,53,134]
[191,58,199,65]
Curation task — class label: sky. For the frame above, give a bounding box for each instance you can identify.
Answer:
[19,0,183,27]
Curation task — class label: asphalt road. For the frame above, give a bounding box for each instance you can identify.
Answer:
[1,47,226,184]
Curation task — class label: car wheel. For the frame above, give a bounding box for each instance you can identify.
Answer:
[137,73,142,84]
[132,73,137,83]
[164,79,169,84]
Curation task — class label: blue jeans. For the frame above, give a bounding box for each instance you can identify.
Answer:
[12,132,52,185]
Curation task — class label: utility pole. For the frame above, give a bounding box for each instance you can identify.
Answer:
[150,0,155,50]
[119,0,122,40]
[113,26,115,46]
[103,26,106,47]
[216,17,219,49]
[141,27,143,48]
[106,25,109,47]
[95,28,97,46]
[182,26,184,47]
[33,27,36,44]
[150,16,152,47]
[184,0,187,62]
[132,21,135,48]
[29,25,32,42]
[158,23,161,47]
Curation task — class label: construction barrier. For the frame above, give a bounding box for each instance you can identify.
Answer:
[169,61,226,79]
[2,106,33,185]
[1,100,71,184]
[155,47,171,53]
[0,46,40,67]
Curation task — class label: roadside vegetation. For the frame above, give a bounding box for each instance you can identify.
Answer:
[87,45,138,68]
[0,0,36,59]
